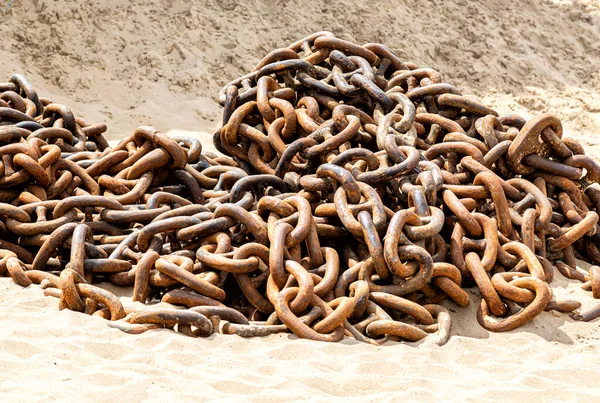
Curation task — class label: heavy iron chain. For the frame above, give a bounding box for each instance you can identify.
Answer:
[1,32,600,345]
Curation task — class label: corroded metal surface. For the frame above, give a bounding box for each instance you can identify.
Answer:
[1,33,599,345]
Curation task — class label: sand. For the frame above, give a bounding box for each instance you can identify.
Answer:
[1,0,600,138]
[2,274,600,402]
[1,0,600,401]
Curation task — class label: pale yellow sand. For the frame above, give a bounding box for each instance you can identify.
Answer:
[2,0,600,401]
[2,272,600,402]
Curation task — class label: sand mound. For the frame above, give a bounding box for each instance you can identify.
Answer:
[0,0,599,138]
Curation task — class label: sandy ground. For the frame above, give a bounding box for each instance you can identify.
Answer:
[2,274,600,402]
[1,0,600,401]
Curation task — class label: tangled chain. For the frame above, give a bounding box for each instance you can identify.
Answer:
[1,32,600,346]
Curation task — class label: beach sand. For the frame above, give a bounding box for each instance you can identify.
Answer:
[2,272,600,402]
[1,0,600,401]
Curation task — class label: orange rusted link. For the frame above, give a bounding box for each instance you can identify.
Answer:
[107,319,162,335]
[587,266,600,299]
[137,216,200,252]
[507,113,564,175]
[358,210,388,279]
[68,224,91,277]
[369,292,434,325]
[438,94,497,117]
[403,206,445,242]
[462,156,522,200]
[155,256,226,301]
[161,290,225,308]
[189,306,249,327]
[314,36,378,65]
[363,245,433,296]
[365,319,428,342]
[316,163,361,204]
[491,272,535,304]
[424,304,452,346]
[523,154,582,179]
[267,260,314,314]
[5,256,32,287]
[466,253,506,317]
[129,309,212,337]
[570,303,600,322]
[442,190,482,237]
[214,203,269,245]
[384,209,422,277]
[133,126,187,169]
[31,223,77,270]
[75,284,125,321]
[312,296,356,334]
[431,262,470,307]
[132,250,159,303]
[334,181,386,237]
[545,299,581,313]
[477,277,551,332]
[566,155,600,183]
[547,211,599,252]
[221,322,288,337]
[273,288,344,342]
[53,196,124,218]
[502,242,546,280]
[59,268,86,312]
[507,178,553,229]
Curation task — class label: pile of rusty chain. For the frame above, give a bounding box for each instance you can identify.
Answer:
[1,32,600,346]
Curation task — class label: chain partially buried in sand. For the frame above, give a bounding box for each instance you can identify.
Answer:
[1,32,600,346]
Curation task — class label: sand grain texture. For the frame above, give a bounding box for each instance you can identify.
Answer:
[2,276,600,402]
[0,0,599,137]
[1,0,600,401]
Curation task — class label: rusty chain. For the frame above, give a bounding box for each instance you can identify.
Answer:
[1,32,600,346]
